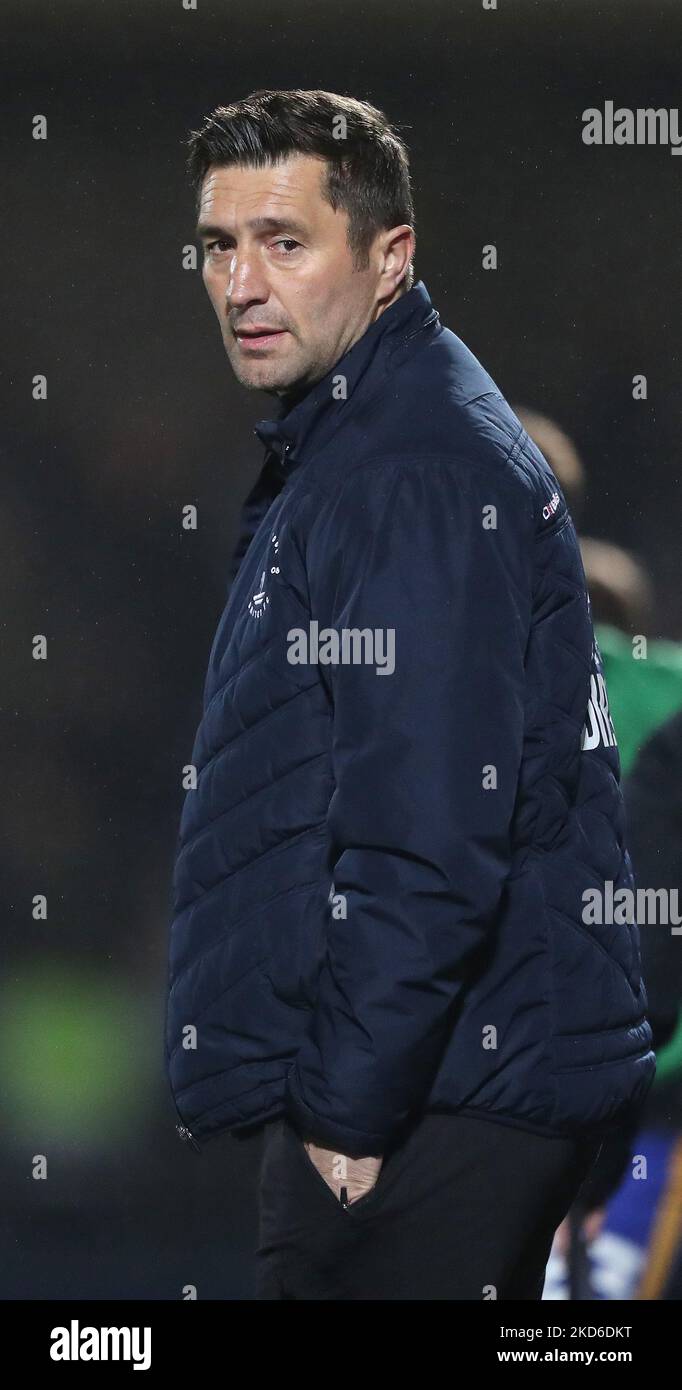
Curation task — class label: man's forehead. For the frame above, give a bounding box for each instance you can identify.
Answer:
[199,154,328,217]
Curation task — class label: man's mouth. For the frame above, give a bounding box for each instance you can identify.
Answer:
[234,327,289,350]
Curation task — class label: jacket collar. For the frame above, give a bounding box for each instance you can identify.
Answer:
[253,280,439,470]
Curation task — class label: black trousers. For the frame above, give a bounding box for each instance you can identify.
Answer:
[255,1110,602,1300]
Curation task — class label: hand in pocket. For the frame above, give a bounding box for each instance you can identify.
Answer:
[303,1140,383,1205]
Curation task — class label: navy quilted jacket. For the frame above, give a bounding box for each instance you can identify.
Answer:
[165,280,655,1156]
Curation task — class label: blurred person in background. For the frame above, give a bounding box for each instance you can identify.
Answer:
[517,406,682,1299]
[625,709,682,1299]
[514,406,682,773]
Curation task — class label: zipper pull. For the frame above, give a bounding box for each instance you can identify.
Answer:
[173,1095,202,1152]
[176,1122,201,1153]
[172,1093,201,1152]
[340,1184,349,1208]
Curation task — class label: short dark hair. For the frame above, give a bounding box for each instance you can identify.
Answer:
[186,88,415,290]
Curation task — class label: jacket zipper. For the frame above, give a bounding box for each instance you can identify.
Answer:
[173,1099,202,1152]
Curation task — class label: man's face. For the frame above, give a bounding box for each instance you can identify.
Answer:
[196,153,395,395]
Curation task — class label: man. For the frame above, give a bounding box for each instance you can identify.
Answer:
[165,88,655,1300]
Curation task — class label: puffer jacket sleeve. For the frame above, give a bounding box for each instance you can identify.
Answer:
[284,455,534,1156]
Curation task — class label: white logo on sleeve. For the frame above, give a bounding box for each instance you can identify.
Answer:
[542,491,561,521]
[248,569,269,619]
[247,533,281,620]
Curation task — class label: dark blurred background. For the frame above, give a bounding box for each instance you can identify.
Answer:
[1,0,681,1298]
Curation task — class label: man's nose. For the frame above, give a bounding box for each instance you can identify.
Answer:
[226,251,269,308]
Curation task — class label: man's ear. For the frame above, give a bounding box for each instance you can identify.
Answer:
[380,224,416,288]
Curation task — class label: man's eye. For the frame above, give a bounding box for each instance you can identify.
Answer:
[205,240,231,256]
[273,239,301,254]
